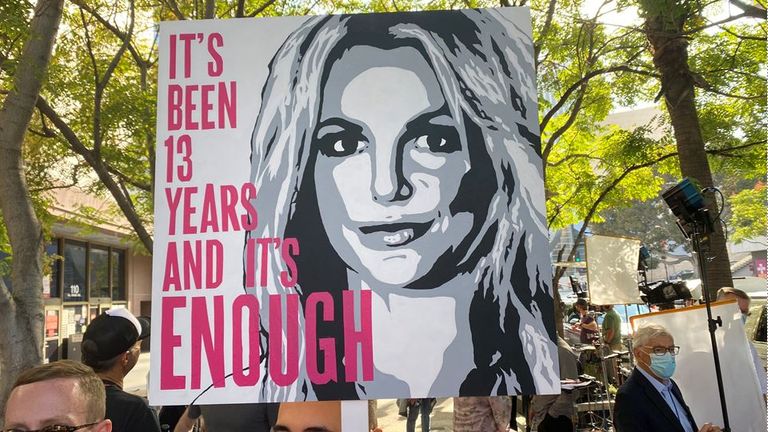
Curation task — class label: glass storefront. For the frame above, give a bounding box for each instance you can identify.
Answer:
[44,238,128,361]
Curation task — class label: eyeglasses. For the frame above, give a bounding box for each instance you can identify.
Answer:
[642,345,680,356]
[3,422,99,432]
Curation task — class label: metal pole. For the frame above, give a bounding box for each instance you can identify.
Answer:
[692,220,731,432]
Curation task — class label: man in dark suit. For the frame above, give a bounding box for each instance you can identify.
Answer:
[614,323,722,432]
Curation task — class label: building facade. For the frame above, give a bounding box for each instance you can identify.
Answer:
[42,188,152,362]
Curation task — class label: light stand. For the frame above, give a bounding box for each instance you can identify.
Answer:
[662,178,731,432]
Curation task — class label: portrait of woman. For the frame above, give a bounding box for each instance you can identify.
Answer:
[245,8,558,401]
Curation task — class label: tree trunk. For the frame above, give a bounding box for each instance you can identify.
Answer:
[643,8,733,299]
[0,0,64,423]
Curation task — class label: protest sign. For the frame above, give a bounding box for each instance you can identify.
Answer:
[149,8,558,405]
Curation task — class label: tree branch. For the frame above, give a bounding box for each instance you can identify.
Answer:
[706,140,766,156]
[729,0,767,19]
[247,0,277,17]
[70,0,147,68]
[533,0,558,65]
[698,85,765,100]
[91,0,134,155]
[540,62,656,132]
[236,0,245,17]
[162,0,186,20]
[685,11,752,34]
[107,165,152,192]
[79,9,99,92]
[29,181,79,193]
[543,86,586,162]
[718,25,766,42]
[35,96,154,253]
[547,153,606,167]
[554,150,680,282]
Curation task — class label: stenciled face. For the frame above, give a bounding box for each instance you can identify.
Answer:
[4,378,97,431]
[313,45,473,287]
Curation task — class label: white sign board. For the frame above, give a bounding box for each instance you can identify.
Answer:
[586,235,643,305]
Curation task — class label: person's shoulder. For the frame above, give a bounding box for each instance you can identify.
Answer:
[106,387,151,408]
[617,369,644,395]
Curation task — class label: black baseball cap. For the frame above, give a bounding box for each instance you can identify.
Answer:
[82,308,150,364]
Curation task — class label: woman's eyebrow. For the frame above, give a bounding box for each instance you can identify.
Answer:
[315,117,363,136]
[404,106,454,131]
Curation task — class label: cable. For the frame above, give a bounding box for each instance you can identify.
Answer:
[701,187,725,222]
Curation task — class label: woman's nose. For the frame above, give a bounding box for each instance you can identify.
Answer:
[372,145,412,202]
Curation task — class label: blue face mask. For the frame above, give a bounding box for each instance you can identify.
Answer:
[649,353,676,379]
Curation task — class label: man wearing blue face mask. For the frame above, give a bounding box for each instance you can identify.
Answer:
[614,324,723,432]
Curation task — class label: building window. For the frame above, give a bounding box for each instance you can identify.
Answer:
[51,239,126,303]
[62,241,87,301]
[45,241,60,299]
[111,250,126,301]
[90,246,110,299]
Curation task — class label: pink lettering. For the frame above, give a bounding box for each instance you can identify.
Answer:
[207,33,223,77]
[240,183,258,230]
[343,290,374,382]
[169,34,177,79]
[160,296,186,389]
[167,85,183,131]
[191,295,225,389]
[257,238,272,287]
[179,33,195,78]
[232,295,260,386]
[305,292,337,385]
[280,238,299,288]
[184,85,199,130]
[268,294,299,386]
[162,242,181,291]
[182,186,198,235]
[218,81,236,128]
[183,240,202,291]
[200,84,216,130]
[220,185,240,231]
[205,240,223,289]
[200,183,219,233]
[165,187,183,235]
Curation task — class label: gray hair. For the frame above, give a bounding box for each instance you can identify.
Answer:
[632,323,673,349]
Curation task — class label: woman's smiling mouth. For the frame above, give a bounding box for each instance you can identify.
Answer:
[358,221,433,247]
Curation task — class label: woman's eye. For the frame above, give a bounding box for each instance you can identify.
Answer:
[413,130,461,153]
[317,134,367,157]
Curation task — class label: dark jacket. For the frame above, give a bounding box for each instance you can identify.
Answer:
[614,368,698,432]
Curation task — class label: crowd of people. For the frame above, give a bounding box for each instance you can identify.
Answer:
[2,286,764,432]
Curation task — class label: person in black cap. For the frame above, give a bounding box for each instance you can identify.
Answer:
[82,308,161,432]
